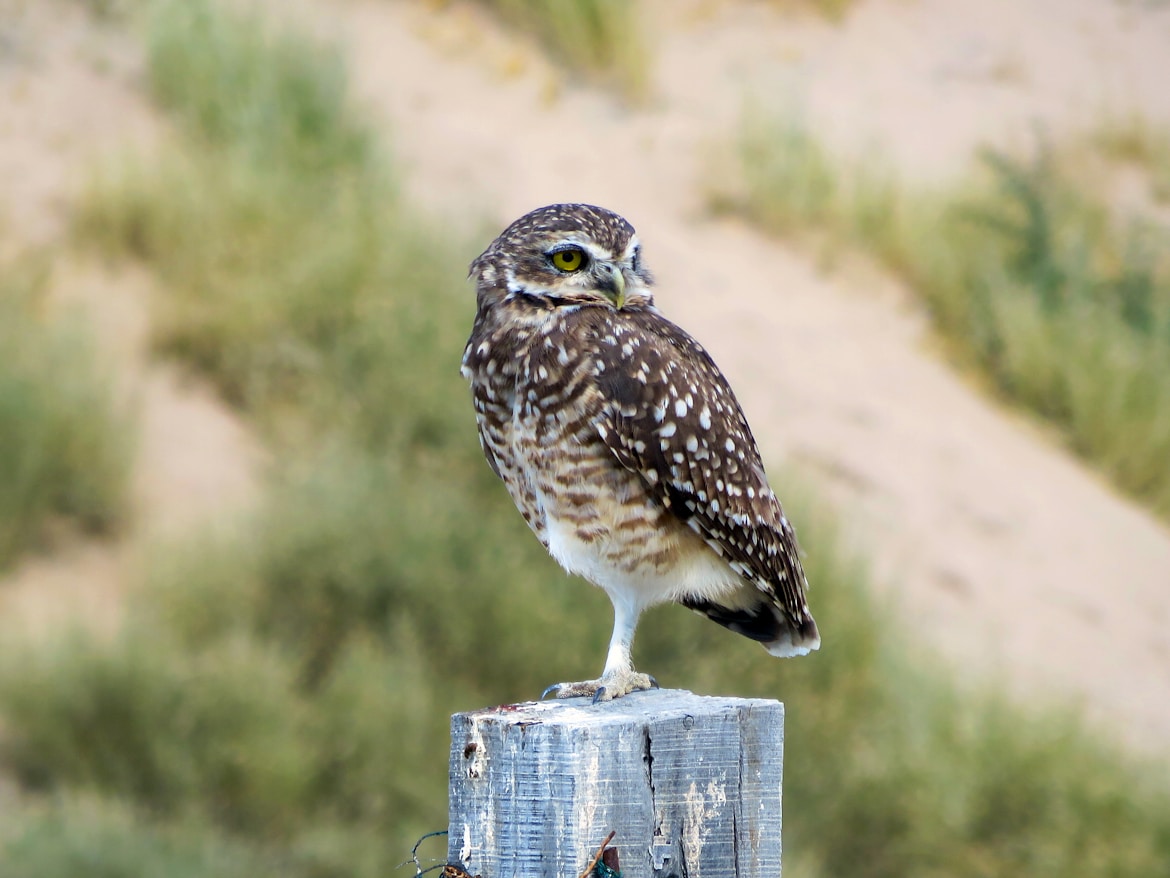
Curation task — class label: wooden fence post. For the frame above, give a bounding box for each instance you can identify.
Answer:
[448,689,784,878]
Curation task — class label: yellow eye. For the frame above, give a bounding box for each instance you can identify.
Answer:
[550,247,587,272]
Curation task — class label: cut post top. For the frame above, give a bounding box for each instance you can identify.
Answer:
[449,689,786,878]
[455,688,782,728]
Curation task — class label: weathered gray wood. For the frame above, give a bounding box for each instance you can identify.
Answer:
[448,689,784,878]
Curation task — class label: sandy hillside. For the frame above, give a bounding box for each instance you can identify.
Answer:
[305,0,1170,753]
[0,0,263,637]
[1,0,1168,756]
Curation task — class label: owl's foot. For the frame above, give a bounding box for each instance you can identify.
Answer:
[541,671,659,704]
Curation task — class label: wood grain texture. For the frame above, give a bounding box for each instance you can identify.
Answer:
[448,690,784,878]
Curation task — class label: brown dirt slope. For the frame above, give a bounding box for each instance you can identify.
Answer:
[309,0,1170,751]
[0,0,262,637]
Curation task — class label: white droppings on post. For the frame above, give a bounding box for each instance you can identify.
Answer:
[460,824,472,866]
[576,743,603,852]
[683,781,706,866]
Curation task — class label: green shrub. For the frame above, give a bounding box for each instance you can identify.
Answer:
[77,144,465,452]
[146,0,372,175]
[0,261,131,570]
[77,0,470,453]
[1,797,277,878]
[475,0,649,99]
[0,627,314,834]
[719,113,1170,517]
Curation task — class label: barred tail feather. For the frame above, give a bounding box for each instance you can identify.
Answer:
[682,594,820,656]
[764,611,820,657]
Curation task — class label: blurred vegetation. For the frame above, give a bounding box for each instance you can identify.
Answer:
[472,0,859,98]
[715,111,1170,519]
[0,260,131,572]
[471,0,649,100]
[1090,109,1170,203]
[3,2,1170,877]
[73,0,136,20]
[0,796,276,878]
[770,0,860,22]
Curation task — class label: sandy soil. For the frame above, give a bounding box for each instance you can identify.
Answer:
[312,0,1170,753]
[1,0,1168,755]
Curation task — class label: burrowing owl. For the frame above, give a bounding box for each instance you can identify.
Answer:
[462,204,819,701]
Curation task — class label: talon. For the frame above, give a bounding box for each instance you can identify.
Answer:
[541,684,562,700]
[591,686,609,705]
[647,675,660,689]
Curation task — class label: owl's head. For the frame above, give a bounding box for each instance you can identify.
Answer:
[470,204,655,312]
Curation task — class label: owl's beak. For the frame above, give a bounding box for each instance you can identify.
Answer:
[596,262,626,309]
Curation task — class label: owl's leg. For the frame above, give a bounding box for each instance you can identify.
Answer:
[542,592,658,703]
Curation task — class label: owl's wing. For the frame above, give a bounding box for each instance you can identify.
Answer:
[593,309,813,627]
[462,339,504,480]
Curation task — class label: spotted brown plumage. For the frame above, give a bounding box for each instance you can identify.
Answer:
[462,203,819,701]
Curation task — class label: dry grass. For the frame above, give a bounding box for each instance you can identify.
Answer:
[769,0,861,23]
[1090,109,1170,203]
[470,0,650,99]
